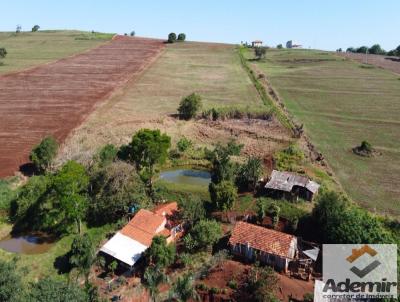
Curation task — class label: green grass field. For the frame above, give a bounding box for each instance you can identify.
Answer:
[0,30,113,74]
[113,41,262,114]
[245,48,400,216]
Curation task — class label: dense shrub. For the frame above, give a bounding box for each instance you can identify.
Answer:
[202,106,272,121]
[145,236,176,268]
[29,136,58,172]
[178,93,202,120]
[274,144,304,172]
[177,137,193,153]
[184,220,222,251]
[96,144,118,167]
[0,48,7,59]
[209,180,237,211]
[312,190,393,243]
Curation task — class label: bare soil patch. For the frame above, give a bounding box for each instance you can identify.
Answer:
[339,52,400,74]
[197,259,314,302]
[0,36,164,177]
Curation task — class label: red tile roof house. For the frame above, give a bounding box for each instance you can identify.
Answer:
[100,202,182,268]
[229,221,298,273]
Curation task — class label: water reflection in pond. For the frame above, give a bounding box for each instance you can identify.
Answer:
[0,234,54,254]
[159,169,211,186]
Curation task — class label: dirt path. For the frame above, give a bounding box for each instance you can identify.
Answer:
[0,35,164,177]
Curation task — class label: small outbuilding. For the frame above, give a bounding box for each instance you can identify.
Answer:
[229,221,298,272]
[264,170,320,201]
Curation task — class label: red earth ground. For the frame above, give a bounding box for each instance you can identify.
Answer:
[197,260,314,302]
[0,35,164,177]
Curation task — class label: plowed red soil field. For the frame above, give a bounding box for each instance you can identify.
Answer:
[0,35,164,177]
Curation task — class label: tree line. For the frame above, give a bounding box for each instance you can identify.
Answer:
[346,44,400,56]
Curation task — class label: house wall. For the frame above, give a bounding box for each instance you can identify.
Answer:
[231,243,289,272]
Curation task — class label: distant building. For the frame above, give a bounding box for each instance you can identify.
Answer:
[264,170,320,201]
[286,40,302,49]
[252,40,263,47]
[100,202,182,268]
[229,221,298,272]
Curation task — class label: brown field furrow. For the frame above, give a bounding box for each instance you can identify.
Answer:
[0,35,164,177]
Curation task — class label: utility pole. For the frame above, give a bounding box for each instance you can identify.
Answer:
[365,48,368,64]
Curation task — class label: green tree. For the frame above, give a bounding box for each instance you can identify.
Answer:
[168,32,177,43]
[69,233,95,283]
[276,44,283,49]
[32,25,40,32]
[29,136,58,172]
[368,44,386,55]
[208,141,242,184]
[143,266,168,302]
[346,47,356,53]
[169,274,199,302]
[0,48,7,59]
[254,47,267,59]
[177,93,202,120]
[145,236,176,269]
[179,195,206,225]
[129,129,171,198]
[209,180,237,211]
[356,46,368,53]
[10,175,51,228]
[177,33,186,41]
[130,30,135,36]
[0,259,22,302]
[236,156,263,191]
[27,277,88,302]
[312,191,392,243]
[88,161,148,225]
[186,220,221,251]
[52,161,89,234]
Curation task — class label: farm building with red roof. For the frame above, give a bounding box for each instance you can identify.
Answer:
[229,221,298,272]
[100,202,182,267]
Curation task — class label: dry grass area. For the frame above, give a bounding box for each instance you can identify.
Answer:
[0,30,113,74]
[58,42,291,166]
[246,48,400,216]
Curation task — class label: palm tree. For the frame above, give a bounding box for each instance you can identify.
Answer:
[168,274,199,302]
[143,266,168,302]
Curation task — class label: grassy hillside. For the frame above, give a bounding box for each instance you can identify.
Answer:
[245,48,400,216]
[59,41,291,164]
[0,30,114,74]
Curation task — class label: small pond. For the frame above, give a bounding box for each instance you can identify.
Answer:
[159,168,211,187]
[0,234,54,254]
